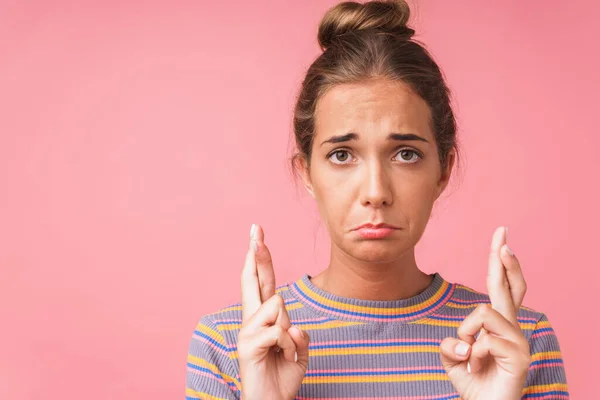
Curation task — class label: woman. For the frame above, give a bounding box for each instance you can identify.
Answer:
[186,1,568,399]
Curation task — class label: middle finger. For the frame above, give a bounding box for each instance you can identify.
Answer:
[241,225,262,324]
[252,224,277,302]
[487,226,519,327]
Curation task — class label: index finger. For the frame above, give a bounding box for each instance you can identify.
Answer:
[487,226,519,327]
[241,225,262,323]
[253,224,277,302]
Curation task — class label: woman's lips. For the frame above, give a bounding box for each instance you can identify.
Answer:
[354,227,397,239]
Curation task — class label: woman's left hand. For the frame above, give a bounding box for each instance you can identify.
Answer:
[440,226,531,400]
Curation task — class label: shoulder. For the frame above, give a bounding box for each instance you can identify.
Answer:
[448,281,550,340]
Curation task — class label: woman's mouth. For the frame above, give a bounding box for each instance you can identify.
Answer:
[354,227,397,239]
[352,223,400,239]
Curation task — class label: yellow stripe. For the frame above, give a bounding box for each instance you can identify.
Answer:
[309,345,440,357]
[409,319,463,328]
[289,320,364,331]
[296,280,450,315]
[522,383,568,394]
[411,318,536,331]
[220,319,362,332]
[187,356,241,391]
[215,300,303,316]
[535,320,553,329]
[445,302,481,309]
[447,302,539,315]
[520,305,536,312]
[303,373,449,384]
[185,388,229,399]
[195,322,227,346]
[531,351,562,361]
[228,345,440,360]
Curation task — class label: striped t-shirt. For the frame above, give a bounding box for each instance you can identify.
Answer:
[186,272,568,399]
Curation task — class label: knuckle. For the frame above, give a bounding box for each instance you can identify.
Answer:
[272,324,284,339]
[456,323,468,338]
[477,303,491,316]
[272,293,285,307]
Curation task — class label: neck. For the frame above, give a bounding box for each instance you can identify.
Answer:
[310,244,433,301]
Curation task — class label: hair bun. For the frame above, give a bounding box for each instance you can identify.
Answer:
[318,0,415,51]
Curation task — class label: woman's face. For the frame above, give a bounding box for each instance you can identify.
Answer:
[299,79,455,263]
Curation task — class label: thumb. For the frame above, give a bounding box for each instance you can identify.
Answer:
[288,325,310,368]
[439,337,471,374]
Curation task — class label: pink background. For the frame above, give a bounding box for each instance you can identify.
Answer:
[0,0,597,398]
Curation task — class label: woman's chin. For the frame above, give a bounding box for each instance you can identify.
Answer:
[350,242,406,263]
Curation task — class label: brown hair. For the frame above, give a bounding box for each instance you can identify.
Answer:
[289,0,460,180]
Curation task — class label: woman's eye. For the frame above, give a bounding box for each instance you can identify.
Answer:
[328,150,352,164]
[396,149,422,163]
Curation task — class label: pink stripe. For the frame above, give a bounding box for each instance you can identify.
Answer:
[192,334,229,357]
[308,366,445,373]
[296,394,459,400]
[529,362,564,370]
[524,395,569,400]
[310,338,442,346]
[289,317,332,322]
[448,298,490,304]
[214,316,331,325]
[531,331,555,339]
[428,313,538,324]
[187,367,229,386]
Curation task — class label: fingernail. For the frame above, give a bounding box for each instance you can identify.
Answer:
[505,226,508,240]
[504,244,514,256]
[467,361,471,373]
[250,224,256,238]
[251,240,258,252]
[294,351,298,362]
[455,342,470,356]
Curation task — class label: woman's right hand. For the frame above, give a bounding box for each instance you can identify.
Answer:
[238,224,310,400]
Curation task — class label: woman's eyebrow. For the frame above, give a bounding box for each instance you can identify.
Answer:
[320,132,429,146]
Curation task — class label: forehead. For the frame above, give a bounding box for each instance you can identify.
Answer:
[314,79,433,141]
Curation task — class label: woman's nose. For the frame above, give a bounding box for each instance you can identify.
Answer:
[360,163,393,208]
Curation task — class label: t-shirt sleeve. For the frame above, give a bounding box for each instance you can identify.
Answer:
[185,314,241,400]
[521,313,569,399]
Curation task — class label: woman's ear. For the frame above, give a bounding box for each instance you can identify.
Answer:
[434,149,456,201]
[296,156,316,199]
